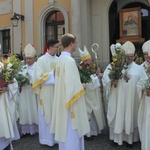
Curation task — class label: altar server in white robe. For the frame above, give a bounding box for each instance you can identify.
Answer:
[0,78,20,150]
[137,40,150,150]
[102,41,146,147]
[32,39,59,146]
[19,43,38,137]
[51,33,90,150]
[78,46,105,138]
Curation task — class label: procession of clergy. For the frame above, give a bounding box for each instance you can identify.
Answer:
[0,32,150,150]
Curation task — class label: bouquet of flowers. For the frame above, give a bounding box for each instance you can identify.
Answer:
[78,63,94,83]
[108,44,127,87]
[143,64,150,96]
[14,62,30,87]
[0,54,20,87]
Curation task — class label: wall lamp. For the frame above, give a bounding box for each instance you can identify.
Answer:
[10,12,25,27]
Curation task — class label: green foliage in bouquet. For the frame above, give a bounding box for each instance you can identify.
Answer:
[108,47,126,81]
[15,73,30,87]
[78,63,93,83]
[9,54,20,71]
[14,62,30,87]
[134,53,143,65]
[143,64,150,91]
[1,54,20,84]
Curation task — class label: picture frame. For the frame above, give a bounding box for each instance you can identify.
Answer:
[119,7,142,38]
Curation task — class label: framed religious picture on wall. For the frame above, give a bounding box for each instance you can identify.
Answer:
[117,7,144,43]
[120,7,141,37]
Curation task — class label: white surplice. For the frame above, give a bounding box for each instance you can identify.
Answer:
[59,111,84,150]
[85,75,105,137]
[32,52,58,146]
[38,100,55,146]
[0,79,20,150]
[138,93,150,150]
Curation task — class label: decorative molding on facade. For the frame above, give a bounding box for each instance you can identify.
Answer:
[0,0,12,15]
[38,3,68,54]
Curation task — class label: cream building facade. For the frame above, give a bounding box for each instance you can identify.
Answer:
[0,0,150,66]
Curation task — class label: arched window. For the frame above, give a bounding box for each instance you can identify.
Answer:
[45,11,65,42]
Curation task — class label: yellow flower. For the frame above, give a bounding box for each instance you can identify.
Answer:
[112,58,117,62]
[1,54,20,84]
[4,60,9,65]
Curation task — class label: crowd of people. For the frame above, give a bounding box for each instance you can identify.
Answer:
[0,33,150,150]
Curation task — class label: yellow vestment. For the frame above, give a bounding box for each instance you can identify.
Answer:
[51,52,90,142]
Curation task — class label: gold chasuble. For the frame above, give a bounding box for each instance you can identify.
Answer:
[51,52,90,142]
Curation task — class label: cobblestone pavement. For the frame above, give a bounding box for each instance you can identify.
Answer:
[12,128,141,150]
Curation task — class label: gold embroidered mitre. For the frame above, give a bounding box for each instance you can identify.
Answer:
[24,43,36,57]
[78,45,91,61]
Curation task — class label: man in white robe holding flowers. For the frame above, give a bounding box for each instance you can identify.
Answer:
[51,33,90,150]
[137,40,150,150]
[78,46,105,138]
[18,43,38,137]
[0,56,20,150]
[32,39,59,146]
[102,41,145,148]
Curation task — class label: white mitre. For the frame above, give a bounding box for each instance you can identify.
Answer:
[122,41,135,54]
[142,40,150,55]
[24,43,36,57]
[78,45,91,61]
[110,44,116,57]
